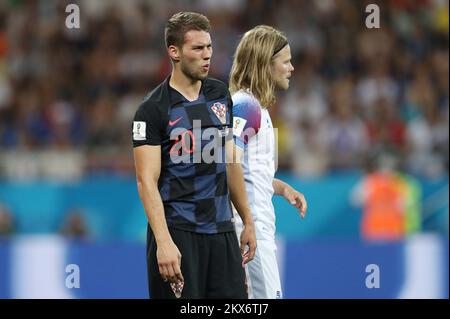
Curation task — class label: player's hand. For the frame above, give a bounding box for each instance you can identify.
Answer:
[240,223,256,265]
[156,241,184,284]
[283,186,308,219]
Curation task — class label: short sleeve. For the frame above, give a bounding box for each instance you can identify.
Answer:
[132,101,162,147]
[231,92,261,149]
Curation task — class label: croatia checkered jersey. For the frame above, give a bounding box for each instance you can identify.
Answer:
[132,77,235,234]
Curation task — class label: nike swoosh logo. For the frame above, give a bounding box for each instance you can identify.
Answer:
[169,117,182,126]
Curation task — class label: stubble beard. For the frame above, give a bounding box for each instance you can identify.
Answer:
[181,62,208,82]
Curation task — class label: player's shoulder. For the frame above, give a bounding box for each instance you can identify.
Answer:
[203,77,229,99]
[232,90,262,115]
[135,81,169,116]
[231,90,262,140]
[142,80,168,105]
[232,90,260,107]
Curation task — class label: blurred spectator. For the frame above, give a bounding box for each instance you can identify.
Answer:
[406,102,449,178]
[352,154,422,241]
[366,97,407,161]
[85,92,121,149]
[280,60,329,176]
[0,203,15,236]
[281,60,328,130]
[60,208,90,239]
[355,31,398,118]
[321,78,368,170]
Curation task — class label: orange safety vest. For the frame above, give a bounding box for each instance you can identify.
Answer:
[361,172,406,241]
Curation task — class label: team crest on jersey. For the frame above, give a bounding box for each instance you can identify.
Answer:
[211,102,227,124]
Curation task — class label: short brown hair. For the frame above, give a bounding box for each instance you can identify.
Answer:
[165,12,211,48]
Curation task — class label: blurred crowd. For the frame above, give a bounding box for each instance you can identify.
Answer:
[0,0,448,180]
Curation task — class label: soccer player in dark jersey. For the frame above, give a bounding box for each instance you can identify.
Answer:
[132,12,256,299]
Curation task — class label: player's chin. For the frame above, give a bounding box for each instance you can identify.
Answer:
[275,77,289,89]
[279,80,290,90]
[197,70,209,80]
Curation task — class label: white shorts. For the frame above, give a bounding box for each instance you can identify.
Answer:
[235,221,283,299]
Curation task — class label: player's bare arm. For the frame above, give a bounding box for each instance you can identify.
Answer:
[273,178,307,218]
[225,139,256,264]
[134,145,184,284]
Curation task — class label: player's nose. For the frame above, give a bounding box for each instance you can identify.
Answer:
[289,63,294,72]
[203,47,212,60]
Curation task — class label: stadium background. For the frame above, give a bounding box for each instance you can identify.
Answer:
[0,0,448,298]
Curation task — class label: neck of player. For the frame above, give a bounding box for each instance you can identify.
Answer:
[170,68,202,102]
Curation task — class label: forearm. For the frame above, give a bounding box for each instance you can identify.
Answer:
[273,178,289,196]
[137,179,172,245]
[226,163,253,226]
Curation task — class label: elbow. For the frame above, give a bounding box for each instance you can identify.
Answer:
[136,173,145,188]
[136,178,146,197]
[136,174,157,194]
[136,178,145,193]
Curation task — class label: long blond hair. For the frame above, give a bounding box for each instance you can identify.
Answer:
[229,25,288,108]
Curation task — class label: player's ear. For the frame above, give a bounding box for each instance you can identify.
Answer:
[168,45,181,62]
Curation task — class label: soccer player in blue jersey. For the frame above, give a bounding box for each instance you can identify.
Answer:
[229,25,308,299]
[132,12,256,299]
